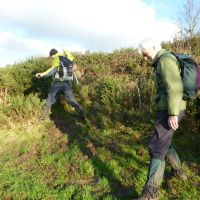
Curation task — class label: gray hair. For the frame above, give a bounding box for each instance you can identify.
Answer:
[137,38,162,55]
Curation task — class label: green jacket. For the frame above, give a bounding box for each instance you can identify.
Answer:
[40,49,74,80]
[152,49,186,115]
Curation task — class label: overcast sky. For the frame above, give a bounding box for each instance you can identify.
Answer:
[0,0,183,67]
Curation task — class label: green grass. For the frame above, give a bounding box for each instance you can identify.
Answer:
[0,102,199,200]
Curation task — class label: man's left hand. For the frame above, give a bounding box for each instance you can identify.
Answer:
[168,116,179,130]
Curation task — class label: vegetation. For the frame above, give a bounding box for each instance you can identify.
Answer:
[0,40,200,199]
[177,0,200,38]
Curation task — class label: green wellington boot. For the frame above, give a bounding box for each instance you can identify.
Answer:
[134,185,159,200]
[134,158,165,200]
[166,147,187,181]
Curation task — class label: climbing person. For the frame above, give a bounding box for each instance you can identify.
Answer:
[36,48,85,120]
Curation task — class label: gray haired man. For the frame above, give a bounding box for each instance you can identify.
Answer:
[134,38,187,200]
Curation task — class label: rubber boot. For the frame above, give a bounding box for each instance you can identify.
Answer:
[166,147,187,181]
[146,158,165,187]
[134,185,159,200]
[134,158,165,200]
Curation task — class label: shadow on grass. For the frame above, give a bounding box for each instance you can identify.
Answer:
[50,105,147,200]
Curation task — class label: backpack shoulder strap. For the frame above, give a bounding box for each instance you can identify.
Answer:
[152,51,172,69]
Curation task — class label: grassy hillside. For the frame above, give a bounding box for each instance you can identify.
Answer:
[0,46,200,200]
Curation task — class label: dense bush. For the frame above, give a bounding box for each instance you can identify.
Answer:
[0,93,44,128]
[0,57,51,97]
[1,46,200,123]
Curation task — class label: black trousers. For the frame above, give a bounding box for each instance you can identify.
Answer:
[148,110,185,160]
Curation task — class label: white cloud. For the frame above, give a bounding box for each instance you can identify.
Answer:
[0,32,49,51]
[0,0,179,66]
[0,32,86,66]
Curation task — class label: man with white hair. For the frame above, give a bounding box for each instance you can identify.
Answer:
[135,38,187,200]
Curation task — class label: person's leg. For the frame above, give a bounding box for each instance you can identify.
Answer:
[166,146,181,169]
[146,158,165,187]
[166,146,187,180]
[135,158,164,200]
[41,82,61,120]
[135,111,185,200]
[63,81,85,119]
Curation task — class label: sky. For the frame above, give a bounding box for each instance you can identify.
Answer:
[0,0,184,67]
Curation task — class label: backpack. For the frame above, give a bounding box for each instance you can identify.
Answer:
[154,52,200,100]
[171,52,200,100]
[58,56,74,81]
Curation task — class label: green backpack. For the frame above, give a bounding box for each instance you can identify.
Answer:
[154,52,200,100]
[171,52,200,100]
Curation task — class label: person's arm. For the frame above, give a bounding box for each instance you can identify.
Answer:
[36,66,57,78]
[159,55,183,130]
[36,56,59,78]
[159,55,183,115]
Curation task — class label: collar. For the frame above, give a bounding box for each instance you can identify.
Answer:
[152,49,168,67]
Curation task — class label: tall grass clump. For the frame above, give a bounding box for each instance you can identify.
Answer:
[0,56,51,96]
[0,93,44,130]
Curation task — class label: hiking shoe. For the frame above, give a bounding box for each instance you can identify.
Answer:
[133,185,159,200]
[77,112,86,121]
[39,106,51,121]
[172,168,188,181]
